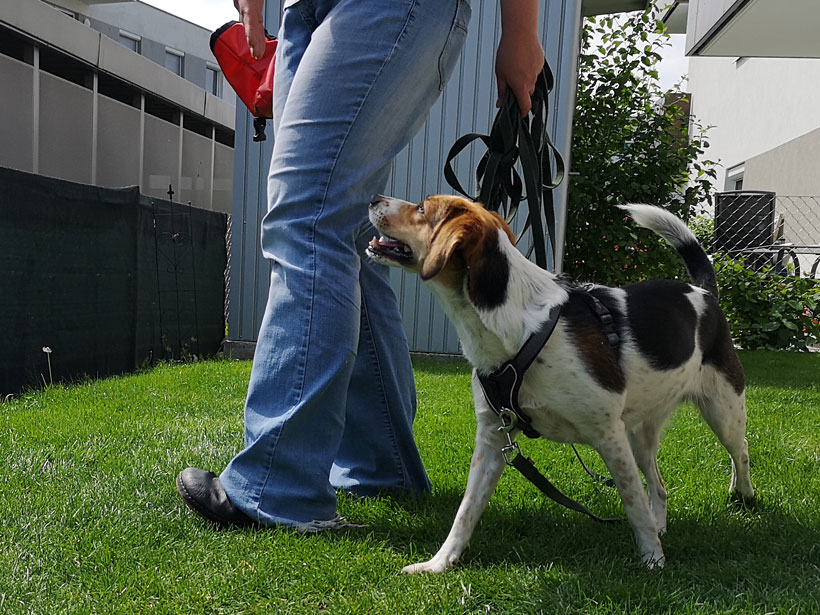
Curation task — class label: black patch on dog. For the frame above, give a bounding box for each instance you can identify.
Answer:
[697,294,745,394]
[561,286,625,393]
[468,232,509,310]
[624,280,697,370]
[677,239,719,298]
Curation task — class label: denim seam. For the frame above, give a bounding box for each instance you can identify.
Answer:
[252,230,317,520]
[437,0,469,90]
[252,1,321,519]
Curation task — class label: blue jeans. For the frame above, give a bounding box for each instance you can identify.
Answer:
[220,0,471,526]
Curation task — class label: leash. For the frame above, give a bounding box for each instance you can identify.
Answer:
[446,58,614,522]
[443,61,565,271]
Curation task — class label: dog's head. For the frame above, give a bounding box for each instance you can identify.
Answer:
[367,195,516,306]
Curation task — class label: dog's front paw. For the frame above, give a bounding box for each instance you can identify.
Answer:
[641,551,666,570]
[401,555,456,575]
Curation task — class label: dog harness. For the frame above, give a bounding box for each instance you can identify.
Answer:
[476,288,622,524]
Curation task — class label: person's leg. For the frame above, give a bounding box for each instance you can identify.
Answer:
[219,0,471,526]
[329,227,429,496]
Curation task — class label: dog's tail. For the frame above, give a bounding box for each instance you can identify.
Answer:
[619,204,718,298]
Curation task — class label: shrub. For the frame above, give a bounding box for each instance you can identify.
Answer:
[689,214,714,254]
[713,254,820,351]
[564,7,716,286]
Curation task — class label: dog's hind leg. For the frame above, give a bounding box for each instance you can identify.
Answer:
[695,370,755,505]
[628,419,668,535]
[595,423,665,568]
[402,374,507,574]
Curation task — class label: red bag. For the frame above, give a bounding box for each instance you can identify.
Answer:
[210,21,277,141]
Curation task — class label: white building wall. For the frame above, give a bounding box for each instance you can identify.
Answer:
[687,55,820,190]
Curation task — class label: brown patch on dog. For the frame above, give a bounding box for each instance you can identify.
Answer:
[569,322,625,393]
[420,196,515,281]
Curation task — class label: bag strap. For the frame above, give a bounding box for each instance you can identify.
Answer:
[443,61,565,270]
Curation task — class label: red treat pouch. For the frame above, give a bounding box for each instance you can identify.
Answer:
[210,21,277,141]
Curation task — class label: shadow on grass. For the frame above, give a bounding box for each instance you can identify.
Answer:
[327,485,820,609]
[740,350,820,390]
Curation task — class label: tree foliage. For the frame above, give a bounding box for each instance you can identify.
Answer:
[564,7,716,285]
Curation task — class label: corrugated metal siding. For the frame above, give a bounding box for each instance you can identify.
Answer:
[228,0,583,352]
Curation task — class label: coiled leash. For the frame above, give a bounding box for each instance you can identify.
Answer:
[443,60,564,270]
[445,62,620,521]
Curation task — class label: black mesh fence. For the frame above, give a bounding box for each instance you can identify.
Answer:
[1,166,227,396]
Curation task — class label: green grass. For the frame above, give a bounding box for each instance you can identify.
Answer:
[1,352,819,614]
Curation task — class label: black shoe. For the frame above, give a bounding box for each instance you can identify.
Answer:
[176,467,257,528]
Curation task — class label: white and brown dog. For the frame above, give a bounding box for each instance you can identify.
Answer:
[366,194,755,572]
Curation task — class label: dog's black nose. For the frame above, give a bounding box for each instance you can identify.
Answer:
[370,194,385,206]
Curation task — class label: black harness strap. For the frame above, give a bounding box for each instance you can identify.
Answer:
[475,304,562,439]
[579,284,621,355]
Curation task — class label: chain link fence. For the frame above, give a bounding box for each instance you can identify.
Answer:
[713,191,820,278]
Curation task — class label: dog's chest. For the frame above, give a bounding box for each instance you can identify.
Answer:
[515,355,624,444]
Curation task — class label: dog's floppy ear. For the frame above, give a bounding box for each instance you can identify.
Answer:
[421,216,469,280]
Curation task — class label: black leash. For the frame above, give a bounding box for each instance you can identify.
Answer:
[507,453,618,524]
[443,60,565,271]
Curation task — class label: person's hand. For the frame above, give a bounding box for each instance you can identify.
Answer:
[496,0,545,116]
[234,0,266,59]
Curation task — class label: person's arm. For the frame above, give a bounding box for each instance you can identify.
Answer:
[234,0,266,59]
[496,0,545,116]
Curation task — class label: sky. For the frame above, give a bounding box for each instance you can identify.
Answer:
[140,0,689,90]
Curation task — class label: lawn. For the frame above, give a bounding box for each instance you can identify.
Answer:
[1,352,819,614]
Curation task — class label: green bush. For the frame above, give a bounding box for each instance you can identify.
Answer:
[564,7,716,286]
[689,214,714,254]
[713,254,820,351]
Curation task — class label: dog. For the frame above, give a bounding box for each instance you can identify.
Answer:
[366,194,755,572]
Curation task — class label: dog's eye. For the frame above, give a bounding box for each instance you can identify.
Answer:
[417,203,425,214]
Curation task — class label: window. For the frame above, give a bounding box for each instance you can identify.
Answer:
[726,164,745,191]
[206,65,222,97]
[165,48,184,76]
[118,30,141,54]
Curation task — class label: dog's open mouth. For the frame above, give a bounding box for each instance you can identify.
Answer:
[367,235,414,264]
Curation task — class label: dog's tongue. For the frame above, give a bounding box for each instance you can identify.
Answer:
[369,235,411,254]
[377,236,404,249]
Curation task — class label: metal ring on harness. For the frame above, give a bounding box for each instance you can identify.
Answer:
[496,408,519,433]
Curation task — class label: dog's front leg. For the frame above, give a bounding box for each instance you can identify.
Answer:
[403,374,507,574]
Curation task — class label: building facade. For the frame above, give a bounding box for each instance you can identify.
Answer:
[665,0,820,275]
[665,0,820,194]
[0,0,235,213]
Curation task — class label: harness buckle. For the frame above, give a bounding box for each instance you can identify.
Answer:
[496,408,518,434]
